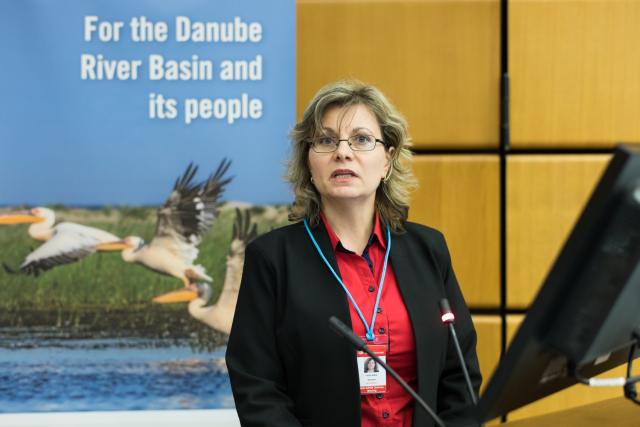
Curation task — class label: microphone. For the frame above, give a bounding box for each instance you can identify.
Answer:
[329,316,446,427]
[439,299,478,405]
[329,315,368,352]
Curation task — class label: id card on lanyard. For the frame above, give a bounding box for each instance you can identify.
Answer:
[357,335,388,394]
[303,219,392,395]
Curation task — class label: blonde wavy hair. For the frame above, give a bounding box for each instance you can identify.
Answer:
[287,81,417,232]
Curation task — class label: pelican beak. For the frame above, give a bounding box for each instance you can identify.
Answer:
[96,241,134,251]
[0,211,45,224]
[152,288,199,304]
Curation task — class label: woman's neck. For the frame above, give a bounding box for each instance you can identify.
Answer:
[322,199,376,255]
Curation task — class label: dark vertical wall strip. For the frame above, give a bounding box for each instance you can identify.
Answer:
[499,0,509,358]
[499,107,508,364]
[499,0,509,422]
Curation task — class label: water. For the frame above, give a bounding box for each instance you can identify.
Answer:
[0,334,234,413]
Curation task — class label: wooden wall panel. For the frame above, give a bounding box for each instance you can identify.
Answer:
[506,155,610,309]
[503,397,637,426]
[297,0,500,149]
[505,315,639,421]
[410,155,500,308]
[510,0,640,148]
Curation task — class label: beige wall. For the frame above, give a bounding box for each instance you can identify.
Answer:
[510,0,640,148]
[298,0,501,149]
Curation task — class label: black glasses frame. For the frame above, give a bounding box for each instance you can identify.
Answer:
[308,136,387,153]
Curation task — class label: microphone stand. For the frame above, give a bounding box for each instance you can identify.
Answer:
[329,316,446,427]
[440,299,478,405]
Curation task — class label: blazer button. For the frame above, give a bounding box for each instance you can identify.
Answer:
[382,411,390,419]
[377,307,382,313]
[378,327,385,334]
[376,393,384,399]
[368,286,375,292]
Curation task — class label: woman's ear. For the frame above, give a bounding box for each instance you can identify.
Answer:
[383,146,395,179]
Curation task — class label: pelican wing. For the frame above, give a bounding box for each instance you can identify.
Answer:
[217,209,258,306]
[232,208,258,245]
[154,160,232,246]
[19,222,119,276]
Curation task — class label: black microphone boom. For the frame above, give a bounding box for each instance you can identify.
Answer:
[328,316,446,427]
[328,315,367,351]
[439,298,478,405]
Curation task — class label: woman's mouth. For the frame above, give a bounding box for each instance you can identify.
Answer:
[331,169,357,179]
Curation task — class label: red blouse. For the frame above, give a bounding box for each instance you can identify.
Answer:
[321,213,417,426]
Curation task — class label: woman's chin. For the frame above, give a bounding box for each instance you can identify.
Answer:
[323,190,373,203]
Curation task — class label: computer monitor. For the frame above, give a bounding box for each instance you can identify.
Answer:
[478,144,640,422]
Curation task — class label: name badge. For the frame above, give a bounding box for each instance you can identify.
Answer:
[357,336,387,395]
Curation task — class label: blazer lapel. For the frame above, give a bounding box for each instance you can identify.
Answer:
[303,220,355,335]
[390,230,433,347]
[301,221,362,424]
[308,220,342,280]
[390,229,447,408]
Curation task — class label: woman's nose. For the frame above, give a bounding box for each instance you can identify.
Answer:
[334,139,353,159]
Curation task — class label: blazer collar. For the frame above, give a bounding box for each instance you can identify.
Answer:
[319,211,388,252]
[306,218,342,279]
[389,230,432,335]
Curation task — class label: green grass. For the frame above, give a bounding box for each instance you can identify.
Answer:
[0,204,289,315]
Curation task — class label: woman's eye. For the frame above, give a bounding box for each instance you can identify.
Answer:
[354,135,372,144]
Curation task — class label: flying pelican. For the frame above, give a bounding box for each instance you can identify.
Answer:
[0,207,120,276]
[152,208,257,334]
[99,160,232,288]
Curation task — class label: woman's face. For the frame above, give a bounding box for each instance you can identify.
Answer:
[367,359,376,371]
[308,104,393,208]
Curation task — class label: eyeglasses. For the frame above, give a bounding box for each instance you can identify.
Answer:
[308,135,386,153]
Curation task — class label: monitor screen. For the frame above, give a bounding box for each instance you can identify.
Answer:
[478,144,640,422]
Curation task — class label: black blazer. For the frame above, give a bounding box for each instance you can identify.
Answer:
[226,220,481,427]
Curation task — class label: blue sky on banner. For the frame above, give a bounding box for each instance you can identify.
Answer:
[0,0,295,206]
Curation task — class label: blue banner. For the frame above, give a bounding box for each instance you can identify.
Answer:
[0,0,295,415]
[0,0,295,205]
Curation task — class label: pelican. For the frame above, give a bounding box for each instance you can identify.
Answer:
[0,207,120,276]
[152,208,257,334]
[99,160,232,288]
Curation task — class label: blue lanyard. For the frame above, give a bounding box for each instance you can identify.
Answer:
[303,218,391,341]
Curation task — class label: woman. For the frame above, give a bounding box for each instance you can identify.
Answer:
[364,358,378,374]
[226,81,481,426]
